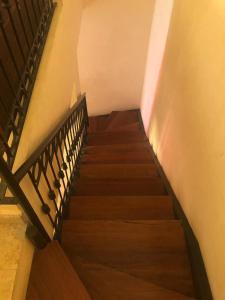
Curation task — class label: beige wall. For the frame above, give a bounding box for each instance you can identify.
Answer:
[141,0,174,132]
[14,0,83,170]
[78,0,155,116]
[148,1,225,299]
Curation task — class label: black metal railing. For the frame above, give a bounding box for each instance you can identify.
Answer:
[0,95,89,247]
[0,0,56,172]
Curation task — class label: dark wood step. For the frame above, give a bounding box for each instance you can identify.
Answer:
[73,257,195,300]
[79,164,159,179]
[84,143,152,154]
[82,151,153,164]
[88,115,110,133]
[72,178,167,196]
[67,196,174,220]
[26,241,91,300]
[87,132,148,146]
[62,220,195,297]
[106,110,140,130]
[82,143,153,163]
[105,121,142,132]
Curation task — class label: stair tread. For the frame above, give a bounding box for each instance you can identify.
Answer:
[83,143,153,163]
[106,110,140,130]
[67,195,174,220]
[26,241,91,300]
[105,121,141,132]
[62,220,195,297]
[87,131,148,146]
[82,152,153,164]
[73,256,195,300]
[88,115,110,133]
[79,164,159,179]
[73,178,167,196]
[85,142,151,152]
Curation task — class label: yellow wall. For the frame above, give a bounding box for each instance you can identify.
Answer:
[78,0,155,116]
[6,2,84,298]
[141,0,174,132]
[149,1,225,299]
[13,0,83,170]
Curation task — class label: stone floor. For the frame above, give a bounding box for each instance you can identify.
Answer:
[0,206,26,300]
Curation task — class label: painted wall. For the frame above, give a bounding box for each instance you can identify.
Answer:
[6,2,84,298]
[13,0,83,170]
[141,0,174,132]
[148,1,225,299]
[78,0,155,116]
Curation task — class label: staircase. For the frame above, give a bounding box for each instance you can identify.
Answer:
[26,110,196,299]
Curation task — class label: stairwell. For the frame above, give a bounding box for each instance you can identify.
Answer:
[26,110,196,299]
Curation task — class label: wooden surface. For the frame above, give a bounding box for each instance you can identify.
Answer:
[72,178,167,196]
[67,196,174,220]
[72,257,195,300]
[26,241,91,300]
[87,132,148,146]
[79,164,159,179]
[27,110,196,299]
[62,220,195,297]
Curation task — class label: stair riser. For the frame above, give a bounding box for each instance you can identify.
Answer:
[67,196,174,220]
[106,111,139,130]
[84,143,152,154]
[79,165,159,179]
[72,183,167,196]
[87,133,148,146]
[104,122,141,132]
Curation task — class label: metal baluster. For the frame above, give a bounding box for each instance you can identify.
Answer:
[15,0,31,48]
[0,60,16,97]
[66,122,75,167]
[47,147,65,207]
[9,120,19,137]
[57,137,70,183]
[0,11,20,78]
[69,113,78,174]
[46,0,51,12]
[52,142,67,192]
[62,126,73,175]
[2,0,26,63]
[69,115,78,166]
[73,113,80,164]
[28,170,55,226]
[23,0,35,38]
[0,133,12,161]
[38,157,60,216]
[73,112,80,169]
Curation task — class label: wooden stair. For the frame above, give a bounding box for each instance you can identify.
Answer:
[67,196,174,220]
[27,110,196,299]
[73,257,194,300]
[26,241,91,300]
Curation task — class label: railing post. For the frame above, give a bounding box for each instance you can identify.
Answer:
[0,157,51,248]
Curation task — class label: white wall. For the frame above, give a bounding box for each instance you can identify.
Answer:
[141,0,174,132]
[146,1,225,299]
[78,0,155,116]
